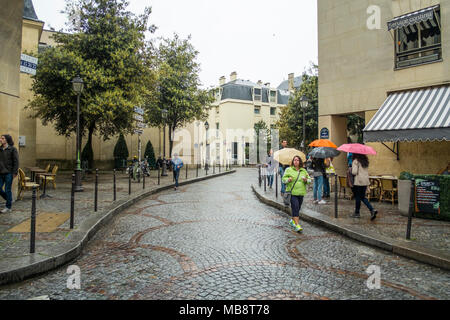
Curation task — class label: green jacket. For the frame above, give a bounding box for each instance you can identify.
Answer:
[282,167,312,196]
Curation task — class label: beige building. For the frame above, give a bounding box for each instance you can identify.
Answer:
[318,0,449,176]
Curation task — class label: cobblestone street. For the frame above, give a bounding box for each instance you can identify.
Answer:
[0,169,449,300]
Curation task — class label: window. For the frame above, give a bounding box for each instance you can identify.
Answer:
[253,88,262,102]
[254,107,261,115]
[269,90,277,104]
[270,107,277,116]
[395,9,441,69]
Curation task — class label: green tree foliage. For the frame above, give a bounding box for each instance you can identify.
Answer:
[347,114,365,143]
[27,0,157,167]
[113,133,129,168]
[277,64,319,150]
[144,140,156,169]
[145,34,214,156]
[254,120,269,163]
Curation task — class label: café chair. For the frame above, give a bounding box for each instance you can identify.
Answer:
[17,168,40,200]
[379,178,397,205]
[44,165,59,189]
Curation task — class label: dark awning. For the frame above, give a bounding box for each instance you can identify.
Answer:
[387,5,439,31]
[363,85,450,143]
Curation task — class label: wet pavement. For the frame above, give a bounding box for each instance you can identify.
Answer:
[0,168,448,300]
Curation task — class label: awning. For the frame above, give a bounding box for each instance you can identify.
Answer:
[387,5,439,31]
[364,86,450,143]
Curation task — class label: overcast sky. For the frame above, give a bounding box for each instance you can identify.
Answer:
[32,0,318,89]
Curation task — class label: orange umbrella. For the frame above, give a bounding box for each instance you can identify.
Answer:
[309,139,338,148]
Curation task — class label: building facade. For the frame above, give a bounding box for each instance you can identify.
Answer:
[318,0,449,176]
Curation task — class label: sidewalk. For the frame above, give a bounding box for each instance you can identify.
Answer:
[252,179,450,271]
[0,166,235,285]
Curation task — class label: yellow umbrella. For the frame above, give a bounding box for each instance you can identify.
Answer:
[273,148,306,165]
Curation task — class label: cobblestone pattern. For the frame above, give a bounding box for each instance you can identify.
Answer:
[0,169,449,300]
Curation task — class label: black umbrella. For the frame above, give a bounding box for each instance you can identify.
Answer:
[308,147,341,159]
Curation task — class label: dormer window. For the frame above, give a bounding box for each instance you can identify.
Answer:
[269,90,277,104]
[253,88,262,102]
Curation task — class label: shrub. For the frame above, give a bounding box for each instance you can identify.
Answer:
[399,171,413,180]
[144,140,157,169]
[113,134,128,168]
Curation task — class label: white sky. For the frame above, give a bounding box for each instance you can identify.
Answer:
[32,0,318,89]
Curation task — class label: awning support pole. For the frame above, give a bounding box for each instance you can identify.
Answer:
[381,142,400,161]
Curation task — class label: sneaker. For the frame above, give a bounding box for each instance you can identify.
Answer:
[294,224,303,233]
[318,200,327,204]
[1,208,11,214]
[370,210,378,221]
[350,213,360,219]
[289,219,297,228]
[312,200,318,204]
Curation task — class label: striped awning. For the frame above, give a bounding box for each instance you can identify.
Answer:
[387,5,439,31]
[363,86,450,143]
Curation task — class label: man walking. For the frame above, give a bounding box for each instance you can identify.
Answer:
[171,154,184,191]
[0,135,19,213]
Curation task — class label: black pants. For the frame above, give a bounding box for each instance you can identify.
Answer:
[290,195,304,218]
[352,186,374,214]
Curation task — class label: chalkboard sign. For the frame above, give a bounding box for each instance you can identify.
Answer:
[415,178,440,214]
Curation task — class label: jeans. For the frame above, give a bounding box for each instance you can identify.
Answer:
[313,175,323,201]
[323,174,330,197]
[174,170,180,187]
[0,173,13,209]
[353,186,374,214]
[290,195,304,218]
[279,167,286,193]
[267,173,274,188]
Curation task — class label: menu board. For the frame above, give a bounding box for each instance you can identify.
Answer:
[415,178,440,215]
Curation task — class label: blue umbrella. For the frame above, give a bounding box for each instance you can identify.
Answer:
[308,147,341,159]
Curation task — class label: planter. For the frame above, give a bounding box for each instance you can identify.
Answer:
[398,179,412,216]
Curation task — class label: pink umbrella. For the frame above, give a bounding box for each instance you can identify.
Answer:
[337,143,377,155]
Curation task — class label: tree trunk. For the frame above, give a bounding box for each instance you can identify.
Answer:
[169,125,174,158]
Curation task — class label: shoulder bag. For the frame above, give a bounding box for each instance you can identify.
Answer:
[282,170,301,206]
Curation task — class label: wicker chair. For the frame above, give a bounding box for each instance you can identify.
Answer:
[379,178,398,205]
[17,168,40,200]
[43,165,59,189]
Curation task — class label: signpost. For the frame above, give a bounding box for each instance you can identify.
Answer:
[20,54,38,75]
[134,107,145,162]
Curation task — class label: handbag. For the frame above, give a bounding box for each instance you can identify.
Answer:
[346,167,355,188]
[282,170,301,206]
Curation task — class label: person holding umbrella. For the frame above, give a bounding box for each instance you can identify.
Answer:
[308,147,340,204]
[282,155,311,233]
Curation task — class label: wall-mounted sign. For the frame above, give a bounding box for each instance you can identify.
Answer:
[320,128,330,140]
[20,54,38,75]
[19,136,26,147]
[136,122,147,129]
[134,106,144,115]
[415,178,440,215]
[134,129,143,135]
[133,114,144,122]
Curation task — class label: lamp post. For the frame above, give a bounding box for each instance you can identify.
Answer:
[161,109,168,176]
[205,121,210,172]
[72,76,84,192]
[300,95,309,152]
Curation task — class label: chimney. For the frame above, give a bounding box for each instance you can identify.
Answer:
[219,76,226,85]
[257,80,262,86]
[264,82,271,88]
[288,73,295,92]
[230,71,237,82]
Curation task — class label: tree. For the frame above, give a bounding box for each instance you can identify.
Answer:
[347,114,365,143]
[27,0,157,169]
[144,140,156,169]
[145,34,214,156]
[254,120,270,163]
[276,64,319,150]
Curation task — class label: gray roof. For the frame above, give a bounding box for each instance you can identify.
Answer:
[220,79,291,105]
[277,76,303,91]
[23,0,41,21]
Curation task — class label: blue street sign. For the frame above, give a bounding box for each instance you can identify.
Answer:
[320,128,330,140]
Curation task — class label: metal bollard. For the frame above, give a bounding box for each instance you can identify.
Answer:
[219,163,221,173]
[94,169,99,212]
[186,163,188,180]
[143,169,146,190]
[264,169,267,192]
[258,166,262,188]
[196,163,199,178]
[275,169,278,199]
[158,165,161,185]
[129,170,131,195]
[406,179,415,240]
[30,186,37,254]
[113,169,117,201]
[70,174,75,229]
[334,174,338,218]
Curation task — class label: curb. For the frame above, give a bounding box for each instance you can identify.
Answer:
[251,185,450,271]
[0,170,236,286]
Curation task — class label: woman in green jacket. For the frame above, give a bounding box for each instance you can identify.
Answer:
[282,156,312,233]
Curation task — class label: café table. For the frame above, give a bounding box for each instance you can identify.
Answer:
[27,167,46,182]
[36,172,55,199]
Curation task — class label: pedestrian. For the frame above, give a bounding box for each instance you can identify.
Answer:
[350,154,378,220]
[266,149,275,189]
[156,156,163,169]
[171,153,184,191]
[312,157,326,204]
[278,140,289,195]
[282,156,311,233]
[0,134,19,213]
[322,157,334,198]
[347,152,353,168]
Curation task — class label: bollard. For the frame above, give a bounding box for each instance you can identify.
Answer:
[113,169,117,201]
[219,163,221,173]
[186,163,188,180]
[143,169,146,190]
[406,179,415,240]
[30,186,37,254]
[94,169,99,212]
[258,166,262,188]
[334,174,338,218]
[158,165,161,185]
[196,163,199,177]
[70,174,75,229]
[275,169,278,199]
[129,170,131,195]
[264,169,267,192]
[213,163,215,174]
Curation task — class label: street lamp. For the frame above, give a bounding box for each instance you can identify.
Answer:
[161,109,168,176]
[300,95,309,152]
[204,121,210,172]
[72,76,84,192]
